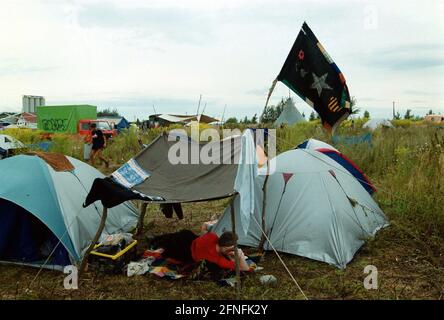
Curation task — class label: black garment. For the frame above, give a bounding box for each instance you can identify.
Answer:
[160,203,184,220]
[83,177,164,208]
[151,229,198,263]
[92,129,105,150]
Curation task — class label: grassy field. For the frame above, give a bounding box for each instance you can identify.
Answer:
[0,122,443,300]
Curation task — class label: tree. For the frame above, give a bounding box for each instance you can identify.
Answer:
[251,114,258,124]
[404,109,413,120]
[260,98,287,123]
[309,111,316,121]
[225,117,238,124]
[394,112,401,120]
[427,109,433,115]
[363,110,370,118]
[97,108,121,117]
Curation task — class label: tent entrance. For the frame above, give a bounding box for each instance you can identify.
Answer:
[0,199,70,268]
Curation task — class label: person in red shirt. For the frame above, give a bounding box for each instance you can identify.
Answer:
[150,229,249,271]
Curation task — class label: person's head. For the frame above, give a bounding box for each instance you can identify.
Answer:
[90,123,97,130]
[216,232,237,257]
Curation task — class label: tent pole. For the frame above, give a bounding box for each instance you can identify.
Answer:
[80,207,108,273]
[230,195,241,296]
[137,202,148,235]
[258,159,270,252]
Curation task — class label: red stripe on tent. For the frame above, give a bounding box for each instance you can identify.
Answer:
[315,148,377,193]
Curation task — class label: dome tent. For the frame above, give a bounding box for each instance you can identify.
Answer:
[212,149,388,269]
[0,154,138,270]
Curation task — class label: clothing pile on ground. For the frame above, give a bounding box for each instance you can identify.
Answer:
[126,248,261,286]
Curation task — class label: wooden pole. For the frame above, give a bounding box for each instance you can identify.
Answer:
[137,202,148,236]
[196,94,202,116]
[230,196,241,296]
[80,207,108,273]
[258,159,270,252]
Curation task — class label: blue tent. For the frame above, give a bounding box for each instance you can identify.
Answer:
[0,155,138,270]
[98,117,131,133]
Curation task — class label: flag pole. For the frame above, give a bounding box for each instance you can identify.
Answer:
[258,158,270,252]
[230,195,241,296]
[80,207,108,274]
[261,79,278,123]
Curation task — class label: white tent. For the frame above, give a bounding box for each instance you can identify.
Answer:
[275,98,306,126]
[213,148,388,269]
[363,119,394,131]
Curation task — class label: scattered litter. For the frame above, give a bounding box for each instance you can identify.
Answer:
[259,275,277,286]
[127,257,155,277]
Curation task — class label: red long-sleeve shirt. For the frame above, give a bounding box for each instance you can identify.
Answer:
[191,232,235,270]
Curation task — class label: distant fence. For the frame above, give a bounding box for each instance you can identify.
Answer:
[332,133,372,146]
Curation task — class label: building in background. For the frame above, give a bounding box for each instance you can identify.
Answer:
[22,95,45,113]
[145,114,219,128]
[424,114,444,123]
[16,112,38,129]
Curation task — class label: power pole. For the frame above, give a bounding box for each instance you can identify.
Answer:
[221,104,227,123]
[196,94,202,116]
[392,101,395,119]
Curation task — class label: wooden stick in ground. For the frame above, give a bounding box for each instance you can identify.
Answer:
[258,159,270,252]
[79,207,108,273]
[137,202,148,235]
[230,196,241,296]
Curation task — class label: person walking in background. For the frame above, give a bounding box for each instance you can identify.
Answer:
[89,122,110,168]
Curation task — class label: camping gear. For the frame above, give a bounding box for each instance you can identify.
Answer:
[88,240,138,274]
[84,130,259,234]
[274,98,306,126]
[363,118,394,131]
[212,148,389,269]
[296,138,376,194]
[0,154,138,270]
[99,233,133,246]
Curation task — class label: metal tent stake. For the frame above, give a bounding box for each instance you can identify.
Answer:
[230,196,241,296]
[80,207,108,273]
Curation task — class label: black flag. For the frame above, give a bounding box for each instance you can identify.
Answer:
[277,22,351,131]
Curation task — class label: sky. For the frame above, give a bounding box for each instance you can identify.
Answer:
[0,0,443,121]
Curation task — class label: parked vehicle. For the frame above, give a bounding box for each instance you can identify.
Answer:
[78,119,117,139]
